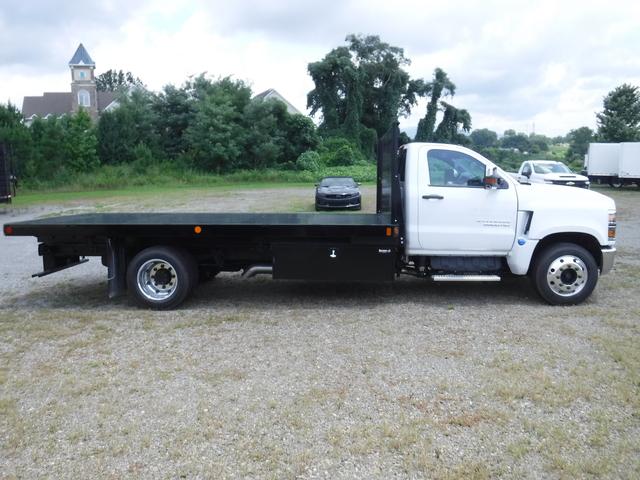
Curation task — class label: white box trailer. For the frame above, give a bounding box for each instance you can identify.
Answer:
[585,142,640,187]
[619,142,640,181]
[586,143,620,180]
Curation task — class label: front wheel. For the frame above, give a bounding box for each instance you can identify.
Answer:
[531,243,598,305]
[127,246,197,309]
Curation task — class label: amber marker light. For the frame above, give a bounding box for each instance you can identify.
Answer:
[3,225,13,236]
[194,226,202,234]
[385,227,392,237]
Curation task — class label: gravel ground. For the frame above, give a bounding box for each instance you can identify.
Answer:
[1,186,639,479]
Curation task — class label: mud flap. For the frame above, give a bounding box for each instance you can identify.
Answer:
[107,238,126,298]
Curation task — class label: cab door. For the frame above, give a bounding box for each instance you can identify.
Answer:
[417,147,517,254]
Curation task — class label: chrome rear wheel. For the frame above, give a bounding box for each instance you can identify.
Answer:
[136,259,179,301]
[127,246,197,309]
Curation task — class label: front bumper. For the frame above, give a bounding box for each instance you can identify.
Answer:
[600,247,616,275]
[315,195,361,209]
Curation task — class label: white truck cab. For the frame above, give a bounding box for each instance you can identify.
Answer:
[518,160,590,188]
[401,143,616,304]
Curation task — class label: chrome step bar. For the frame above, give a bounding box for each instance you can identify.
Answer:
[431,274,501,282]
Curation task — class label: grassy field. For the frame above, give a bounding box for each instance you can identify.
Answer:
[7,182,314,208]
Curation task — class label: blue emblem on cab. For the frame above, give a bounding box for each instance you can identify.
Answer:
[517,238,526,246]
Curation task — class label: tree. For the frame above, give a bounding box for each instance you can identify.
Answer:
[432,101,471,143]
[528,134,549,154]
[96,69,144,92]
[565,126,594,162]
[184,76,252,172]
[97,89,160,165]
[470,128,498,148]
[501,132,530,152]
[0,102,32,177]
[152,84,195,158]
[307,34,427,153]
[414,68,471,145]
[415,68,456,142]
[28,111,99,179]
[596,84,640,142]
[62,109,99,172]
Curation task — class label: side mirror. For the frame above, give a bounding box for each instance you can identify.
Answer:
[523,171,531,178]
[314,183,319,187]
[484,166,500,189]
[483,175,500,189]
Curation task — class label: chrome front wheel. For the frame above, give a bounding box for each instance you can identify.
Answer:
[545,255,588,297]
[532,242,598,305]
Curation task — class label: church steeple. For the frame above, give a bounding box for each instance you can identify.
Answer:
[69,43,98,120]
[68,43,95,66]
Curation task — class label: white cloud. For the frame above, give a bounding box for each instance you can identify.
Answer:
[1,0,640,136]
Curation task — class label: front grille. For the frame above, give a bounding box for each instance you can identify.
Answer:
[551,180,589,188]
[324,193,357,199]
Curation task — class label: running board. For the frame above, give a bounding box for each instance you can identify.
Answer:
[431,274,501,282]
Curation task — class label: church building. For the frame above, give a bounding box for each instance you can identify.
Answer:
[22,44,117,125]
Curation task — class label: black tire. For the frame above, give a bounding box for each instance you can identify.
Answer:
[127,246,197,309]
[609,180,623,188]
[531,242,598,305]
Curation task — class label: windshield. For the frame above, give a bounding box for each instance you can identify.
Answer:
[319,178,357,187]
[533,162,572,174]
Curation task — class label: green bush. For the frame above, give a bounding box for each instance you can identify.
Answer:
[318,137,368,167]
[131,143,155,174]
[295,151,321,171]
[328,145,358,166]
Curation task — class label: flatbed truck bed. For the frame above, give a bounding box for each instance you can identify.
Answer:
[5,210,401,307]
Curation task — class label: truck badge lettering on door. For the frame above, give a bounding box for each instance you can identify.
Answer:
[476,220,511,228]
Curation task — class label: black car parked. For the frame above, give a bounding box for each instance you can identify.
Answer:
[315,176,361,211]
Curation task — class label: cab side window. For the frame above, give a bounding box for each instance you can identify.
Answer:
[427,149,486,187]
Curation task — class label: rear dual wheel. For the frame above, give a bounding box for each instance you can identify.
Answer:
[127,246,197,309]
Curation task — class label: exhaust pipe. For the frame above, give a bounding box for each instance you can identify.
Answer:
[242,264,273,279]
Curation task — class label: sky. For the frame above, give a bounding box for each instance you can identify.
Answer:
[1,0,640,137]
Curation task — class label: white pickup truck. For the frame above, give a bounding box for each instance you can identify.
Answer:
[3,128,617,308]
[518,160,590,188]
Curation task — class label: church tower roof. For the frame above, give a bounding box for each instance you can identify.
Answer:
[68,43,95,66]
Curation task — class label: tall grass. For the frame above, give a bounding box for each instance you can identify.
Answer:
[20,162,378,193]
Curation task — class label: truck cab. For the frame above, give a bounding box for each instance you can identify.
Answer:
[400,143,616,304]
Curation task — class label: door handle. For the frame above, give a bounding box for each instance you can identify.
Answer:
[422,194,444,200]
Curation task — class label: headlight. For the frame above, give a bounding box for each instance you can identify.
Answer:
[608,212,617,241]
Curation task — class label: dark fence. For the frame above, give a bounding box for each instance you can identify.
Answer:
[0,143,13,203]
